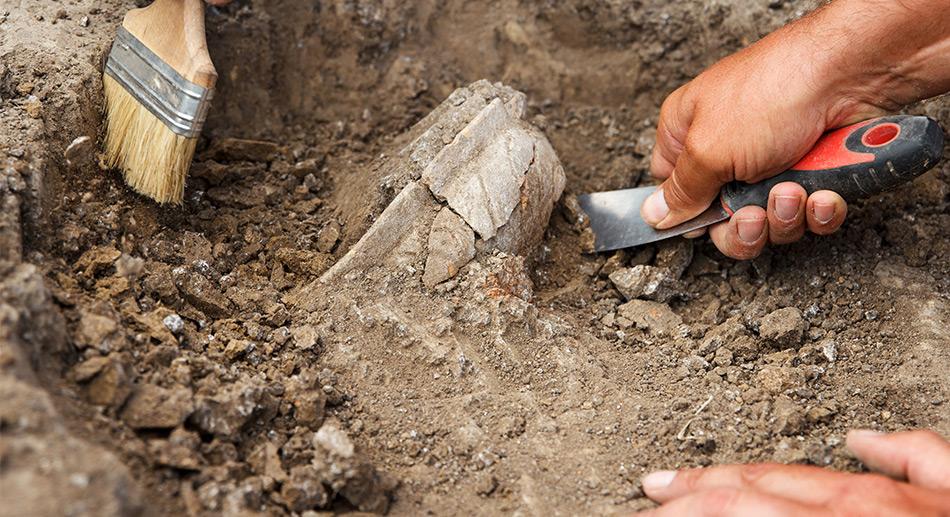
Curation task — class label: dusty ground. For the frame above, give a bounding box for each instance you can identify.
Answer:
[1,0,949,515]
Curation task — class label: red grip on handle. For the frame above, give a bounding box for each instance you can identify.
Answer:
[791,120,875,171]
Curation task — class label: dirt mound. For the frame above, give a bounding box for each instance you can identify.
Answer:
[1,1,948,515]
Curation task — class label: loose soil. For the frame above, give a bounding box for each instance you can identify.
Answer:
[1,0,948,516]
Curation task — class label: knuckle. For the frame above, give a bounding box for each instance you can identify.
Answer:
[738,463,775,485]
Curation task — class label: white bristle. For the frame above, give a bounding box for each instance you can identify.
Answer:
[103,74,197,204]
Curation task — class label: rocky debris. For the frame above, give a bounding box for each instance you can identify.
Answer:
[121,384,193,430]
[162,313,184,335]
[312,422,395,513]
[698,316,747,355]
[0,375,144,516]
[174,267,232,319]
[654,239,694,279]
[423,207,476,287]
[609,265,681,302]
[115,254,145,279]
[772,396,805,435]
[248,442,287,482]
[189,381,278,440]
[755,365,805,395]
[64,135,94,168]
[759,307,805,348]
[479,253,535,301]
[281,465,329,512]
[290,324,320,351]
[616,300,682,336]
[74,309,124,352]
[203,137,282,162]
[316,221,341,253]
[79,356,132,408]
[148,428,202,471]
[74,245,121,277]
[285,371,328,430]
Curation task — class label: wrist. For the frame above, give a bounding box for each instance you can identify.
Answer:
[796,0,950,122]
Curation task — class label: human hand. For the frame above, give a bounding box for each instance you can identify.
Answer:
[642,0,950,259]
[637,429,950,515]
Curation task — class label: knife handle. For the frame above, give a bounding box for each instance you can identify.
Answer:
[720,115,944,213]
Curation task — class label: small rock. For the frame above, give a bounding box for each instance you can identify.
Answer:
[820,340,838,362]
[25,95,42,118]
[281,466,328,513]
[121,384,194,429]
[314,423,355,459]
[475,472,498,496]
[85,358,132,408]
[754,365,804,395]
[315,222,340,253]
[759,307,804,347]
[70,356,110,382]
[174,268,232,319]
[115,254,145,279]
[290,325,320,351]
[616,300,682,336]
[149,429,201,470]
[682,355,709,374]
[248,442,287,482]
[654,239,693,279]
[698,316,746,355]
[609,265,681,302]
[74,310,122,352]
[163,314,185,335]
[773,396,805,435]
[64,136,94,167]
[189,382,278,440]
[806,403,837,424]
[712,347,733,367]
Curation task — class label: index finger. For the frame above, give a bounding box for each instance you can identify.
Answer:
[636,487,822,517]
[641,463,855,506]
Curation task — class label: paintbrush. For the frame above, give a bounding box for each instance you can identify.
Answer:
[102,0,217,204]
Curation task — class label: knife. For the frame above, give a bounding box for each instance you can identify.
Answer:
[578,115,945,252]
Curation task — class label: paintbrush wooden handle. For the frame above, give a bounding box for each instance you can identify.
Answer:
[122,0,217,88]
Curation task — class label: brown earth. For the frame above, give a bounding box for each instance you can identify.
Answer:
[1,0,949,516]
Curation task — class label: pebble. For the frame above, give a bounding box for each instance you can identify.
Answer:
[759,307,804,348]
[163,314,185,335]
[609,265,681,303]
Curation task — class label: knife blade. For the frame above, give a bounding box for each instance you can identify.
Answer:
[578,115,945,252]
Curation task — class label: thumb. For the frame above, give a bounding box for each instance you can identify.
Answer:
[847,429,950,491]
[641,147,726,229]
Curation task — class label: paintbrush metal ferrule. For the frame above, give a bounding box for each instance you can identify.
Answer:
[105,26,213,138]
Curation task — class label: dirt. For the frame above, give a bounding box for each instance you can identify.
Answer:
[2,0,949,516]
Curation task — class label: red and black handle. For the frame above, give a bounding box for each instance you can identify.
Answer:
[720,115,944,212]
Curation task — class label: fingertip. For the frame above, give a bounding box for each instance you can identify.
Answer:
[806,191,847,235]
[767,183,807,244]
[710,207,767,260]
[641,188,670,226]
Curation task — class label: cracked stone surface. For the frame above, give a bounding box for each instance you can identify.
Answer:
[316,81,565,289]
[423,207,476,288]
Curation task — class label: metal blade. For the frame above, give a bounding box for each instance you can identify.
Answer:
[577,186,729,252]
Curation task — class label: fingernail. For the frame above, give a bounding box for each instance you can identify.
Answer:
[642,189,669,225]
[737,217,765,244]
[774,195,800,222]
[642,470,677,492]
[814,202,835,224]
